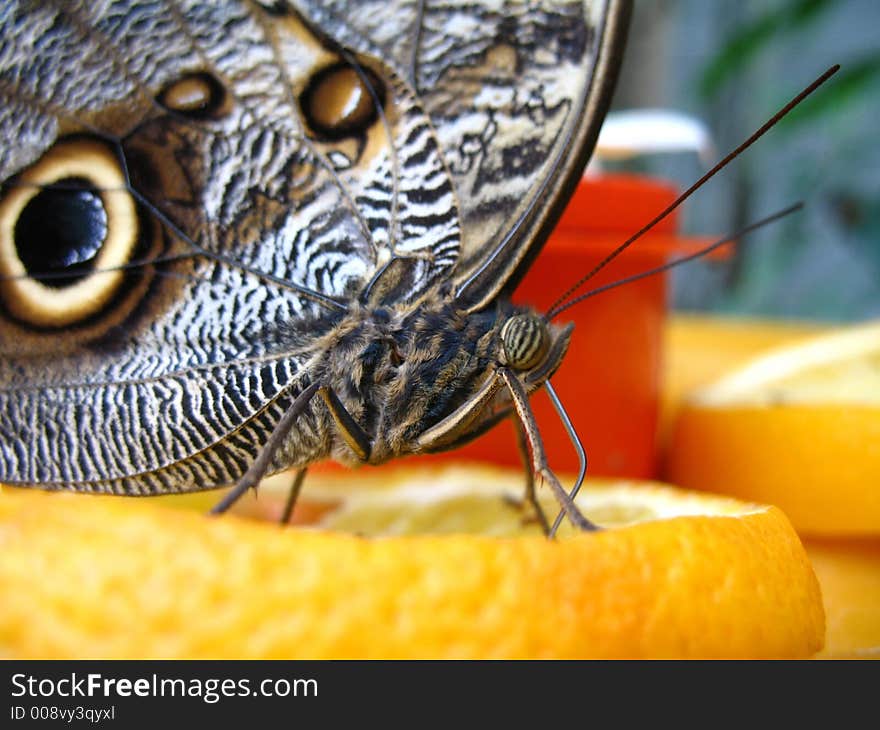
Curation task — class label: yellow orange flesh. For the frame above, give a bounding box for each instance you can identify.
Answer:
[0,468,823,659]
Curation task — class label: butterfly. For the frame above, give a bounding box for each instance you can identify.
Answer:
[0,0,635,532]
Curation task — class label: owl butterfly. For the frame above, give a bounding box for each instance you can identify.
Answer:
[0,0,635,533]
[0,1,832,534]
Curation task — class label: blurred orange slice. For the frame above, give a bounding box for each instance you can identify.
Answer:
[0,466,823,658]
[659,315,826,437]
[667,321,880,536]
[806,538,880,658]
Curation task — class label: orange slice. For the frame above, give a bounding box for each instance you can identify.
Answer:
[667,321,880,535]
[806,538,880,658]
[0,466,823,658]
[660,315,826,436]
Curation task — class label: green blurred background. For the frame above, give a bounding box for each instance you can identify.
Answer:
[607,0,879,322]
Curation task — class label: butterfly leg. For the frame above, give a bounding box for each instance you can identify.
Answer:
[317,386,372,461]
[279,467,308,525]
[511,417,551,535]
[276,387,371,523]
[498,368,598,533]
[210,382,321,515]
[210,382,374,517]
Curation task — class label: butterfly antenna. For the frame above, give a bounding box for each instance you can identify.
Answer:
[545,64,839,319]
[552,202,803,317]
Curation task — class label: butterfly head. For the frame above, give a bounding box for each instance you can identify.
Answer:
[384,303,572,459]
[496,308,573,382]
[499,313,552,371]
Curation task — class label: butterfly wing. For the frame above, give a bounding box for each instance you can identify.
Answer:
[0,0,628,491]
[309,0,631,310]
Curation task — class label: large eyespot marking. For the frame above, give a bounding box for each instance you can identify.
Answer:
[300,63,384,141]
[157,71,230,120]
[15,178,107,288]
[0,139,140,328]
[500,314,550,371]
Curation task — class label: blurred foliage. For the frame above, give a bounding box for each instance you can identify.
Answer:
[604,0,879,321]
[685,0,880,320]
[698,0,835,96]
[698,0,880,132]
[776,54,880,131]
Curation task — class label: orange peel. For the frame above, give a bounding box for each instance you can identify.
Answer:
[0,467,824,658]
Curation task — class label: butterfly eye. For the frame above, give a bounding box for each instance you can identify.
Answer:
[500,314,551,371]
[0,138,140,328]
[300,63,384,141]
[157,71,230,119]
